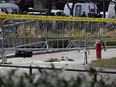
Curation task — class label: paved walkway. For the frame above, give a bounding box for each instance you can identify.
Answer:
[1,48,115,69]
[0,48,116,81]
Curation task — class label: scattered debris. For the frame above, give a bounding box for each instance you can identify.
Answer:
[44,56,75,62]
[44,58,61,62]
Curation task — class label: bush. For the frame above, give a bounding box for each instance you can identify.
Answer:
[0,66,115,87]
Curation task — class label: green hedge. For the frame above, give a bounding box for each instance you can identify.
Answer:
[0,66,115,87]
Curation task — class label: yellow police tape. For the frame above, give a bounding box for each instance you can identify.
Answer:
[0,14,116,22]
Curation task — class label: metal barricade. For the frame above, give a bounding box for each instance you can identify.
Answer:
[0,15,116,63]
[2,20,115,49]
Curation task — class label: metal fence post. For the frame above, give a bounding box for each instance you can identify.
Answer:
[83,21,88,64]
[29,65,32,75]
[0,19,6,64]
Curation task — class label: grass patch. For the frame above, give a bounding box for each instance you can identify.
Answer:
[91,57,116,65]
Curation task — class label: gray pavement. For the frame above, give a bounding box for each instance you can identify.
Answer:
[0,48,116,82]
[1,48,116,69]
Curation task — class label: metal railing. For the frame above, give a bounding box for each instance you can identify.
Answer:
[1,20,116,49]
[0,15,116,63]
[0,64,116,82]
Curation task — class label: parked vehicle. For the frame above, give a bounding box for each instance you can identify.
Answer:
[100,12,108,18]
[50,9,66,16]
[0,1,22,14]
[107,0,116,18]
[104,0,116,30]
[63,2,98,17]
[27,7,49,15]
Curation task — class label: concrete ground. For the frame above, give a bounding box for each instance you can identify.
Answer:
[0,48,116,83]
[3,48,116,66]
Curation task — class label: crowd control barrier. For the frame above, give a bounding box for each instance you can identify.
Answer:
[0,14,116,63]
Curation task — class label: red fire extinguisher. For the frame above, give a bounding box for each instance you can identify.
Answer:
[95,40,106,59]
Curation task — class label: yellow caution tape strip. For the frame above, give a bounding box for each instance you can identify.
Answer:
[0,14,116,22]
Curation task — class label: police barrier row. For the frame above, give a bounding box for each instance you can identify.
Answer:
[0,15,115,63]
[0,18,116,52]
